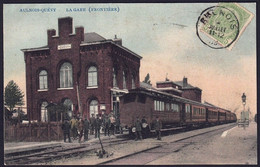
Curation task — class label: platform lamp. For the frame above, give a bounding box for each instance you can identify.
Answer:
[242,93,246,111]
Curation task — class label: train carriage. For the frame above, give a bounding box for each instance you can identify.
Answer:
[119,86,237,135]
[191,105,207,125]
[218,109,226,124]
[206,107,218,125]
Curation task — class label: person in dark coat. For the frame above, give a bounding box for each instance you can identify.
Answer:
[135,116,143,140]
[141,116,148,138]
[115,115,121,134]
[90,114,95,135]
[84,117,90,141]
[62,119,72,143]
[94,114,102,138]
[154,116,162,140]
[104,113,111,136]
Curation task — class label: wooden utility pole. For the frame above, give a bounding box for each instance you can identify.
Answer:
[76,82,82,117]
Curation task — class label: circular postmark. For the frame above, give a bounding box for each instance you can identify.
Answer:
[196,6,240,49]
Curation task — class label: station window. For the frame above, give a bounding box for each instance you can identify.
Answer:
[113,68,117,88]
[131,74,135,89]
[88,66,98,87]
[123,71,127,89]
[60,62,73,88]
[89,100,98,117]
[39,70,48,90]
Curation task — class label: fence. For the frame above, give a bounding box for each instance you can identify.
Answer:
[4,121,63,142]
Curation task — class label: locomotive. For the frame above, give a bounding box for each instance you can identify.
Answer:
[119,86,237,134]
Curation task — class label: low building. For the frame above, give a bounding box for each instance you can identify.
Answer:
[156,77,202,102]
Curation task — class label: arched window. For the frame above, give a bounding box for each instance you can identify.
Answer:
[113,68,117,87]
[89,100,98,117]
[88,66,98,87]
[60,62,73,88]
[39,70,48,89]
[132,74,135,89]
[41,101,48,122]
[63,99,73,119]
[123,71,127,89]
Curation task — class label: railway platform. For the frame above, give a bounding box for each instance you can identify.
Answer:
[4,131,127,155]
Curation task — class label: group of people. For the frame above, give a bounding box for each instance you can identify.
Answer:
[62,112,118,143]
[62,113,163,143]
[134,116,162,141]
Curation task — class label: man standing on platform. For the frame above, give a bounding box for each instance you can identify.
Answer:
[70,116,78,140]
[62,119,71,143]
[104,113,111,136]
[154,116,162,140]
[95,114,102,138]
[90,114,95,135]
[84,117,90,141]
[135,116,143,140]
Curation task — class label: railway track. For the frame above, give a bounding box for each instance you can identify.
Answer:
[98,123,236,165]
[5,136,130,165]
[5,123,236,165]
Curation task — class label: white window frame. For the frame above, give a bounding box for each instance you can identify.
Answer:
[88,66,98,87]
[63,98,73,118]
[39,70,48,90]
[113,68,117,88]
[90,100,98,117]
[60,62,73,88]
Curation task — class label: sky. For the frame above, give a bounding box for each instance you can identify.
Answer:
[3,3,256,119]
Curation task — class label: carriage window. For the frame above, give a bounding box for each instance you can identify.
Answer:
[186,105,190,113]
[160,101,164,111]
[173,104,179,112]
[166,103,170,111]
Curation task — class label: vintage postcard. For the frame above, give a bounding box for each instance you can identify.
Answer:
[3,2,257,165]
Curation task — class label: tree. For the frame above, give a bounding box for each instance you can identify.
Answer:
[4,80,24,112]
[143,73,151,85]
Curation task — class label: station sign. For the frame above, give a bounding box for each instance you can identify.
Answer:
[57,44,72,50]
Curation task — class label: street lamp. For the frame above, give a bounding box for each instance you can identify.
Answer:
[242,93,246,111]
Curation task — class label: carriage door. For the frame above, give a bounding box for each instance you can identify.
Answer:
[206,108,209,123]
[181,103,186,123]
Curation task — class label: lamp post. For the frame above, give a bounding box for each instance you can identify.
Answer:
[242,93,246,112]
[241,93,247,129]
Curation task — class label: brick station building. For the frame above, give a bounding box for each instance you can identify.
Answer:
[21,17,142,122]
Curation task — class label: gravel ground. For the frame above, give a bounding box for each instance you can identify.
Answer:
[6,123,256,165]
[147,122,257,165]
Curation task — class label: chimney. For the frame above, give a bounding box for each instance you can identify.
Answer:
[113,34,122,46]
[183,77,188,87]
[58,17,73,37]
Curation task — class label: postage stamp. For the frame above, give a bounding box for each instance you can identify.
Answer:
[196,3,254,50]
